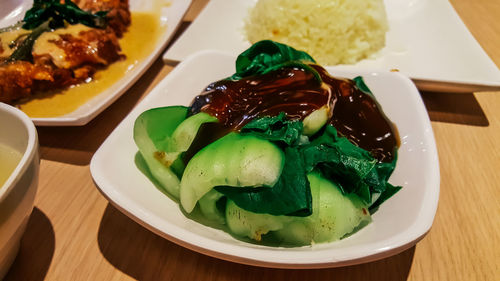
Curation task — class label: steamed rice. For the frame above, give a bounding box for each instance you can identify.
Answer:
[244,0,388,65]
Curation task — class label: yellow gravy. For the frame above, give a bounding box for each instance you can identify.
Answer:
[0,143,22,188]
[16,12,165,117]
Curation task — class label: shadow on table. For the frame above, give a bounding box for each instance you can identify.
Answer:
[420,91,489,126]
[37,56,165,166]
[97,203,415,281]
[4,207,55,281]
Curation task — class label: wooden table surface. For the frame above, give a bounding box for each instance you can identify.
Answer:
[4,0,500,280]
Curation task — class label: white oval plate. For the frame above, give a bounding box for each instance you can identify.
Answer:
[1,0,192,126]
[90,51,440,268]
[163,0,500,93]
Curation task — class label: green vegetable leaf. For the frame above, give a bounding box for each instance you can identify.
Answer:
[216,112,399,216]
[215,147,312,217]
[240,112,303,146]
[353,76,374,97]
[230,40,321,83]
[369,183,402,212]
[23,0,108,30]
[301,125,401,208]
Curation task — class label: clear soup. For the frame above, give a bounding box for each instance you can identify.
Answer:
[0,143,22,188]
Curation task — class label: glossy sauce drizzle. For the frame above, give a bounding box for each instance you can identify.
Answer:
[190,67,331,129]
[190,65,399,162]
[314,65,399,162]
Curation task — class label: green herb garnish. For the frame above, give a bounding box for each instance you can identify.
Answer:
[7,21,50,62]
[23,0,107,30]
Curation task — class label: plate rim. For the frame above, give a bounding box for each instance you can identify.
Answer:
[91,50,440,268]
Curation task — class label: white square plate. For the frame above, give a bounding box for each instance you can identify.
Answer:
[91,51,440,268]
[1,0,192,126]
[163,0,500,92]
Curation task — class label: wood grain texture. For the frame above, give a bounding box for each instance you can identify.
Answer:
[4,0,500,280]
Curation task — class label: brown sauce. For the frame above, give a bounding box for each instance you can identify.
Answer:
[189,65,399,163]
[190,67,330,129]
[315,66,399,163]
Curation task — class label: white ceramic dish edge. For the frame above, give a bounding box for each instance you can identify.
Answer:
[0,102,38,203]
[0,102,39,279]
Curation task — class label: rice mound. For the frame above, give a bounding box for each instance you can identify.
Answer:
[244,0,388,65]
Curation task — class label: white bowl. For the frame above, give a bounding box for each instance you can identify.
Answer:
[0,103,39,278]
[91,51,440,268]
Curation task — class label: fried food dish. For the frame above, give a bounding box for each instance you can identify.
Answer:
[0,0,131,104]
